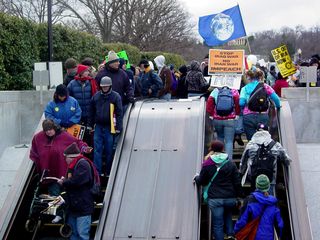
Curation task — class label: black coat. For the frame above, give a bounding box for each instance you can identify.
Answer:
[63,159,94,217]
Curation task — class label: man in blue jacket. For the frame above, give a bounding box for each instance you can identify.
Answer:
[44,84,82,128]
[89,76,123,176]
[234,174,284,240]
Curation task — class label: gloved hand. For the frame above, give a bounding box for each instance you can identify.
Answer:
[193,173,199,184]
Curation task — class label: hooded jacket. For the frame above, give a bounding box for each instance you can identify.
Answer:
[239,130,291,184]
[186,61,208,93]
[195,153,242,199]
[234,191,284,240]
[95,67,134,105]
[154,55,172,97]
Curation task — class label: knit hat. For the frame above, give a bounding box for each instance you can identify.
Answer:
[257,123,269,131]
[64,58,77,69]
[76,64,89,75]
[256,174,270,192]
[106,51,119,64]
[63,142,81,157]
[42,119,56,131]
[55,84,68,97]
[179,65,188,74]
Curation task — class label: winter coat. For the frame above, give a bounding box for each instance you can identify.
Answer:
[206,88,240,120]
[272,79,289,97]
[239,130,290,184]
[138,69,163,98]
[158,66,173,97]
[176,73,188,98]
[44,96,81,128]
[29,130,88,179]
[234,191,284,240]
[89,90,123,132]
[239,80,281,115]
[95,67,134,105]
[63,158,94,216]
[194,153,242,199]
[67,79,94,120]
[186,61,208,93]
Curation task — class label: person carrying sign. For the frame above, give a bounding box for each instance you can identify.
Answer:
[239,68,281,140]
[194,140,242,240]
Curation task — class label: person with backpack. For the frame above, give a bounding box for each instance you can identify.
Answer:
[239,68,281,140]
[206,86,240,160]
[234,174,284,240]
[57,142,96,240]
[137,59,163,98]
[194,140,242,240]
[239,123,291,195]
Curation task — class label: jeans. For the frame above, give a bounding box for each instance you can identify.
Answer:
[243,113,269,141]
[94,124,114,175]
[208,198,237,240]
[67,214,91,240]
[213,119,235,161]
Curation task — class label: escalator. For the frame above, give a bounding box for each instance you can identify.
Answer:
[0,99,313,240]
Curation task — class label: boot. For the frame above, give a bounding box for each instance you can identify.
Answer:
[234,134,244,146]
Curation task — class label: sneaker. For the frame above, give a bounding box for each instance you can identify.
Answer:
[51,215,62,223]
[227,236,235,240]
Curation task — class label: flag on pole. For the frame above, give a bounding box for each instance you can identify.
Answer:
[198,5,246,46]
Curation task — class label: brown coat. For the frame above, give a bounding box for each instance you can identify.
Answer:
[158,66,172,97]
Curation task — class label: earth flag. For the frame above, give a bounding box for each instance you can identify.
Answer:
[198,5,246,46]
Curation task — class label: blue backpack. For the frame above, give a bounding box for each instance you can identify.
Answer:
[216,87,234,116]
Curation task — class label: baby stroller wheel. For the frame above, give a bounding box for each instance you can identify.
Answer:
[59,223,72,238]
[25,218,37,232]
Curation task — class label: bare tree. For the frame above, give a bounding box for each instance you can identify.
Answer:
[0,0,66,23]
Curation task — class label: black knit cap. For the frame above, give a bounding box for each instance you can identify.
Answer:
[55,84,68,97]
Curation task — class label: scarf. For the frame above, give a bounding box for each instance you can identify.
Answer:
[74,76,98,96]
[67,154,93,179]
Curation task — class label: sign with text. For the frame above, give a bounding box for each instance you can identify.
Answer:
[271,45,296,78]
[208,49,244,75]
[299,66,317,83]
[210,74,242,89]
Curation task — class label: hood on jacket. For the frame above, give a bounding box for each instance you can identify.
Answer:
[253,191,277,206]
[190,60,201,71]
[154,55,165,69]
[250,130,273,146]
[210,153,228,164]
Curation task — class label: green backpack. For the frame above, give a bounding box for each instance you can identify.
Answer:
[203,160,229,203]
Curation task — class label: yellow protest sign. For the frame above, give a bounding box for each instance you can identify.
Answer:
[271,45,296,78]
[208,49,244,75]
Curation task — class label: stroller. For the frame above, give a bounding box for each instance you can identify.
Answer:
[25,170,72,239]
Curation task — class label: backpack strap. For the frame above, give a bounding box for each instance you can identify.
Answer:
[267,140,276,150]
[248,82,265,102]
[207,159,229,188]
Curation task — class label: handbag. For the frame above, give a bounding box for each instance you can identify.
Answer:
[202,159,228,203]
[235,216,260,240]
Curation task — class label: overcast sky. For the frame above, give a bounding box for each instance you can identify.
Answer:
[178,0,320,35]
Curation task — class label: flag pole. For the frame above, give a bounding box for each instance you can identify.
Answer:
[246,36,252,54]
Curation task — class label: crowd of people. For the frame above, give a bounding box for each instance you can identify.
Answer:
[28,50,311,239]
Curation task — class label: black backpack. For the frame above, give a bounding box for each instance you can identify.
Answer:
[248,83,269,112]
[251,140,276,182]
[216,86,234,116]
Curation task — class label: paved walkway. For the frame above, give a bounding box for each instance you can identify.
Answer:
[0,145,29,210]
[297,143,320,239]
